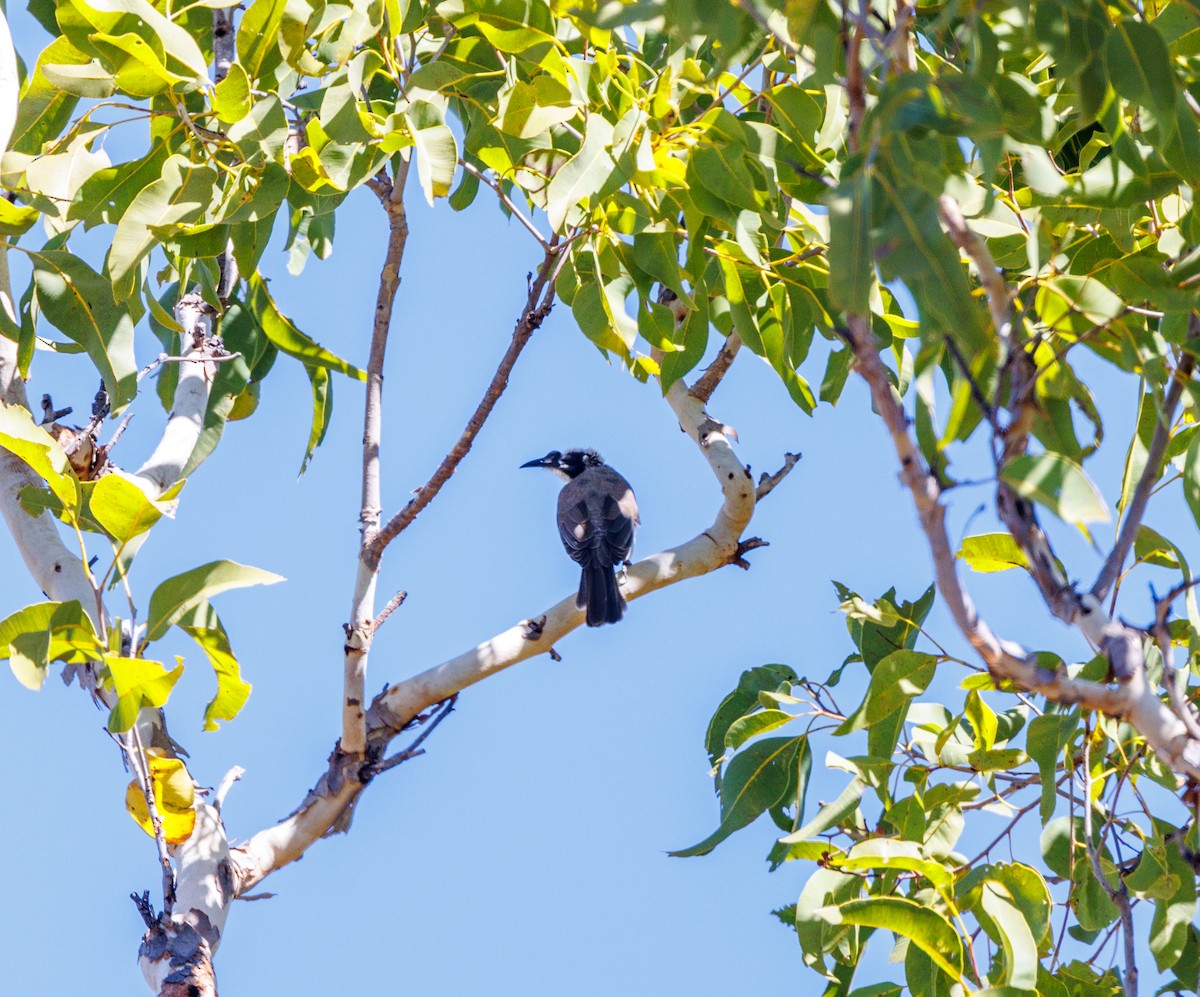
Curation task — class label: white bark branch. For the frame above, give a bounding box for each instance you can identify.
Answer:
[132,294,216,496]
[229,372,764,892]
[842,314,1200,780]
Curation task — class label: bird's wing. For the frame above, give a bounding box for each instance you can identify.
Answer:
[557,493,593,566]
[600,492,636,563]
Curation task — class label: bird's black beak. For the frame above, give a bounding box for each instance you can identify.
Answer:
[520,454,554,469]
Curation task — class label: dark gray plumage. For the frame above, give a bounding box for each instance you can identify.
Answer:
[521,449,639,626]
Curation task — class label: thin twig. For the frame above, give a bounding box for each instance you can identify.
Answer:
[213,765,245,814]
[1083,731,1138,997]
[937,195,1013,347]
[689,335,743,404]
[370,695,457,776]
[124,726,176,917]
[460,161,548,246]
[755,452,802,500]
[137,351,242,382]
[1153,579,1200,741]
[1094,324,1197,600]
[365,240,567,564]
[369,589,407,636]
[103,410,134,451]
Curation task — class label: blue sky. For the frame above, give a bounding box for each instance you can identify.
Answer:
[0,9,1190,995]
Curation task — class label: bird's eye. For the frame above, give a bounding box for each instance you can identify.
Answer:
[547,450,561,461]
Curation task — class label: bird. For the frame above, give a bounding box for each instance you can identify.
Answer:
[520,449,639,627]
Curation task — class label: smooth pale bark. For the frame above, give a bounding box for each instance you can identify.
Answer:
[230,373,761,892]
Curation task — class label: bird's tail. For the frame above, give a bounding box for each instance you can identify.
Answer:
[577,562,625,626]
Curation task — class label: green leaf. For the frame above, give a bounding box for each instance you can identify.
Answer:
[724,709,796,750]
[778,775,865,844]
[977,880,1039,989]
[88,472,179,544]
[107,154,219,296]
[494,76,577,139]
[406,99,459,205]
[0,402,81,512]
[237,0,286,83]
[300,364,331,473]
[40,60,116,99]
[816,897,964,981]
[956,533,1029,573]
[837,649,937,734]
[144,560,284,643]
[176,602,252,731]
[28,250,138,411]
[827,172,873,314]
[1035,275,1125,335]
[1184,433,1200,533]
[0,600,103,688]
[1026,712,1078,823]
[1134,524,1180,568]
[246,273,365,379]
[1000,453,1110,526]
[1148,821,1199,972]
[546,113,618,231]
[63,0,210,82]
[704,663,798,767]
[1104,17,1177,119]
[104,654,184,732]
[669,735,807,857]
[12,37,85,154]
[213,62,251,125]
[832,839,954,898]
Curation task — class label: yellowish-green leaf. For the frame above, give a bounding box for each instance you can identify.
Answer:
[104,654,185,732]
[1000,453,1110,526]
[957,533,1030,573]
[144,560,284,643]
[124,749,196,844]
[0,401,81,511]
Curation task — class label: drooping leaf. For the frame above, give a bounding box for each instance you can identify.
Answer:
[176,602,252,731]
[144,560,284,643]
[816,897,964,981]
[124,749,196,844]
[28,250,138,411]
[1000,452,1110,525]
[104,654,185,732]
[245,273,365,379]
[670,735,808,857]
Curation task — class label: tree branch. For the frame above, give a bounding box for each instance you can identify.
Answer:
[229,361,772,893]
[840,314,1200,779]
[364,240,563,565]
[689,334,743,404]
[344,159,411,756]
[1093,320,1197,601]
[937,195,1012,347]
[132,293,219,496]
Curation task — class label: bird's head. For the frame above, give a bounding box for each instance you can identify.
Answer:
[520,448,604,481]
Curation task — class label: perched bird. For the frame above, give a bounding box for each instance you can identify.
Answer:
[521,449,639,626]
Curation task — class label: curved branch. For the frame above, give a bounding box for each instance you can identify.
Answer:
[1093,321,1197,601]
[343,162,411,755]
[690,333,743,404]
[841,314,1200,780]
[229,369,766,893]
[364,240,563,565]
[131,294,218,496]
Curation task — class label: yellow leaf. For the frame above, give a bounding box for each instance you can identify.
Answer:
[124,750,196,845]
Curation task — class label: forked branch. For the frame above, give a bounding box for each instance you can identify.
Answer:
[230,354,789,893]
